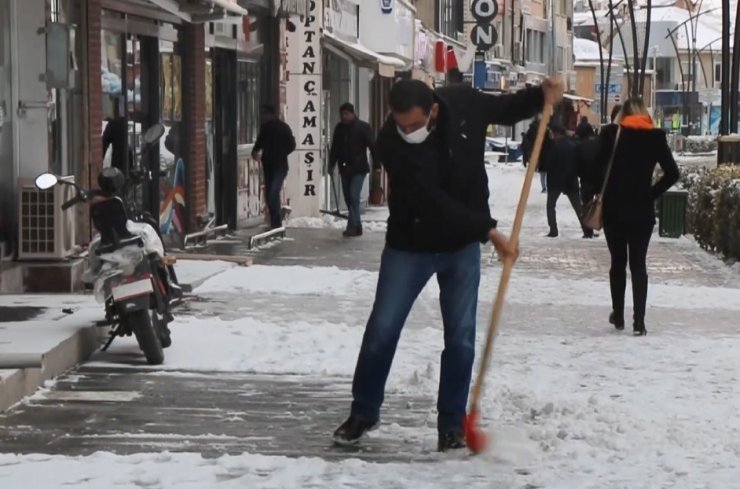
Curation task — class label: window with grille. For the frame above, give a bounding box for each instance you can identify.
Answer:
[237,61,261,145]
[20,189,56,255]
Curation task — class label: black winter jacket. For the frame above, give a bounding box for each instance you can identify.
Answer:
[328,119,376,176]
[591,121,680,228]
[544,136,580,192]
[252,119,296,172]
[376,85,545,252]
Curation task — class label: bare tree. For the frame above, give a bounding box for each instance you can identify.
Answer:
[638,0,652,97]
[588,0,607,121]
[731,0,740,132]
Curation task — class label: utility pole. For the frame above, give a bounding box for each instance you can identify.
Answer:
[730,1,740,133]
[720,0,730,135]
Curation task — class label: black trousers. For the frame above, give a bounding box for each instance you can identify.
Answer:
[603,223,654,323]
[547,187,588,234]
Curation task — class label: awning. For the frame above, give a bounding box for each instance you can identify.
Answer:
[564,93,594,103]
[147,0,248,23]
[323,32,405,78]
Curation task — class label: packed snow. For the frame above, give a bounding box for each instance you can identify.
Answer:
[2,163,740,488]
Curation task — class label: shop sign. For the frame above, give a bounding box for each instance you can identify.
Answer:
[470,0,499,51]
[285,0,322,216]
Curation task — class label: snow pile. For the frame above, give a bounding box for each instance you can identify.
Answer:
[287,215,387,232]
[0,451,524,488]
[173,259,236,287]
[196,265,376,296]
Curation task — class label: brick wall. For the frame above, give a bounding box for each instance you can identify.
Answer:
[182,24,206,232]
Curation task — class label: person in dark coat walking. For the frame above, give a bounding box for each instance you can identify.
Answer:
[576,133,601,206]
[590,98,679,336]
[575,116,595,139]
[252,105,296,229]
[333,78,564,452]
[328,103,376,237]
[522,117,550,192]
[543,123,593,238]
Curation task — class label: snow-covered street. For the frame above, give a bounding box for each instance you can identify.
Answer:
[1,164,739,488]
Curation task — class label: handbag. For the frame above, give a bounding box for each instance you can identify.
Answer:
[582,126,621,231]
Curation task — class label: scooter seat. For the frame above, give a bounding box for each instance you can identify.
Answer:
[95,235,144,256]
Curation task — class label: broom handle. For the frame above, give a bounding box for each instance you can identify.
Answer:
[468,105,553,412]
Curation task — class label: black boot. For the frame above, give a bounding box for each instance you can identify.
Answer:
[546,228,559,238]
[633,320,647,336]
[438,431,467,452]
[333,416,379,445]
[609,311,625,331]
[343,225,362,238]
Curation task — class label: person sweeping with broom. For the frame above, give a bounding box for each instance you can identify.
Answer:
[333,77,564,451]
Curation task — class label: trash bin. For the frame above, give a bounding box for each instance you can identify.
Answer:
[659,190,688,238]
[718,134,740,166]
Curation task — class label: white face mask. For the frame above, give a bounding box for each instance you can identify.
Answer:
[397,115,432,144]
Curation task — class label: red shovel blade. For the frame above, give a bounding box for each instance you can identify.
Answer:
[464,410,488,454]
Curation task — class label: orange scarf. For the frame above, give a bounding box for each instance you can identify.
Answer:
[620,114,654,130]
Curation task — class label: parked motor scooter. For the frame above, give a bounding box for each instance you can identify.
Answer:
[34,125,176,365]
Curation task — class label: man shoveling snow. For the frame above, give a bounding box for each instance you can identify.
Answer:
[333,78,564,452]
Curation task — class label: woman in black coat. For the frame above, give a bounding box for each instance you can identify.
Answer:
[592,98,680,335]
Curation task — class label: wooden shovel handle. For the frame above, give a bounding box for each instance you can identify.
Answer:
[468,105,553,413]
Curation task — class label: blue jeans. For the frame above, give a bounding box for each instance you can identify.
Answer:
[265,167,287,228]
[351,242,481,433]
[539,171,548,191]
[341,173,365,229]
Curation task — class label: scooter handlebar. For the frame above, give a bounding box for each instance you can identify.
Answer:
[61,194,83,210]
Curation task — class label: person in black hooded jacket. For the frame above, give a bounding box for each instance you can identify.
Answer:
[328,103,376,237]
[590,98,679,336]
[333,78,564,452]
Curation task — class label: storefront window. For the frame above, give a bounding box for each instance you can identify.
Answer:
[100,9,184,243]
[1,0,13,248]
[101,29,125,169]
[158,38,185,244]
[237,60,260,144]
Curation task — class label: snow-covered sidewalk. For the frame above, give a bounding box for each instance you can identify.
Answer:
[1,164,739,488]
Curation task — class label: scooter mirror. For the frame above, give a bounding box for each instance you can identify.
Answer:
[35,173,58,190]
[143,123,166,145]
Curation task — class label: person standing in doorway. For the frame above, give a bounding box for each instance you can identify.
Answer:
[332,77,564,452]
[102,97,134,173]
[252,105,296,229]
[328,103,376,237]
[544,123,593,238]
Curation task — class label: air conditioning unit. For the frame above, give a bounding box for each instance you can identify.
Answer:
[17,177,76,261]
[494,44,505,59]
[513,41,522,63]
